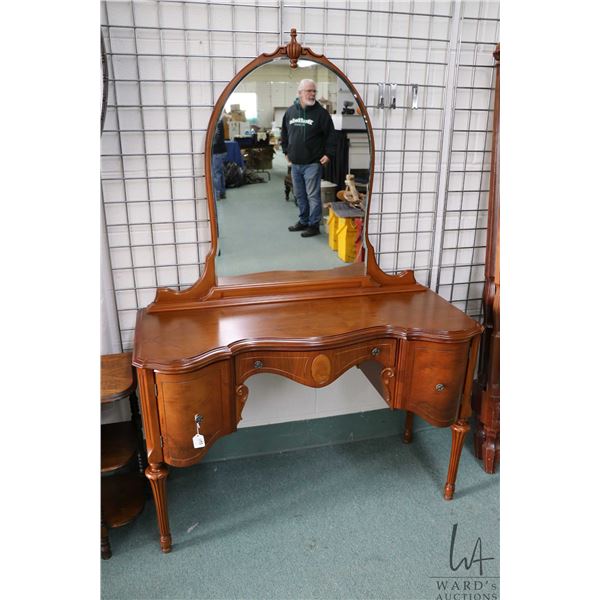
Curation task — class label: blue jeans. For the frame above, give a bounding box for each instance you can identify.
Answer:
[291,162,322,227]
[212,152,227,199]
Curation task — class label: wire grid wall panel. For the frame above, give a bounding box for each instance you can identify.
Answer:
[283,1,454,285]
[101,0,282,349]
[436,1,499,319]
[101,0,499,350]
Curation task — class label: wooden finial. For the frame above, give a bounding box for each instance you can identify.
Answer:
[287,28,302,68]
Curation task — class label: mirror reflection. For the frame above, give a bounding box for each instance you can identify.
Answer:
[212,58,370,277]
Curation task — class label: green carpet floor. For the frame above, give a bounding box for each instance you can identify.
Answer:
[101,416,499,600]
[215,150,347,276]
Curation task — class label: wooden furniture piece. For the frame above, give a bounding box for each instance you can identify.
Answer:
[101,352,147,559]
[472,45,500,474]
[133,30,483,554]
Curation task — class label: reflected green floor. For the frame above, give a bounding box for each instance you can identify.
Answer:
[101,412,500,600]
[215,150,346,276]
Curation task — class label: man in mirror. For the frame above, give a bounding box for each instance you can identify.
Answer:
[281,78,336,238]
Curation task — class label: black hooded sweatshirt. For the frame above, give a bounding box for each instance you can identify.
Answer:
[280,99,336,165]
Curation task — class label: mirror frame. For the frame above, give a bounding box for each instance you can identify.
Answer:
[149,29,417,312]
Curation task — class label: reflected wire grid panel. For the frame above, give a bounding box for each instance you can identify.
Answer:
[436,1,499,319]
[101,0,281,349]
[283,1,455,287]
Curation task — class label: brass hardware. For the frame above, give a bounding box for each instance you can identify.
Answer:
[254,360,264,369]
[435,383,446,392]
[371,347,381,356]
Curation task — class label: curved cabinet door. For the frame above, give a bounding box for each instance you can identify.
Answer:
[155,361,233,467]
[401,340,470,427]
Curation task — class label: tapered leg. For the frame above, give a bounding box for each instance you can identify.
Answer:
[145,462,172,553]
[402,411,414,444]
[101,516,111,560]
[444,420,470,500]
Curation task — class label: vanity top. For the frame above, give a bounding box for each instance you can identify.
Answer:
[133,289,481,373]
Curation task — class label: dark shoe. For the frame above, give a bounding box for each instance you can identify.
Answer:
[288,221,308,232]
[301,226,320,237]
[220,192,226,199]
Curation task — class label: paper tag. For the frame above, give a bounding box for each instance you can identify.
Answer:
[193,433,205,449]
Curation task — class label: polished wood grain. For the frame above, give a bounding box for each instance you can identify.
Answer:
[101,352,135,403]
[401,340,471,427]
[134,290,479,373]
[145,463,172,553]
[133,32,484,553]
[156,362,234,467]
[444,420,470,500]
[137,367,163,466]
[473,44,500,473]
[235,339,396,390]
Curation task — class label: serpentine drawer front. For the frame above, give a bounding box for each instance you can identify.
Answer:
[155,361,233,467]
[401,340,471,427]
[235,339,397,388]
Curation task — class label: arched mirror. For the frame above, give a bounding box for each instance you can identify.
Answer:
[210,56,371,277]
[150,30,411,310]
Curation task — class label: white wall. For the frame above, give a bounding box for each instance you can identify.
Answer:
[101,0,500,427]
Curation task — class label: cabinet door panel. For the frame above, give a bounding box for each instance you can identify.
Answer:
[403,341,470,427]
[156,362,232,467]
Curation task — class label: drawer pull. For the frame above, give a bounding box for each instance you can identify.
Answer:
[253,360,264,369]
[371,347,381,356]
[435,383,446,392]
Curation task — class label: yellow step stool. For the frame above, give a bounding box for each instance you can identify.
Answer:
[336,216,357,263]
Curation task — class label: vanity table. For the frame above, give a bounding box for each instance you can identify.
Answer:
[133,30,483,553]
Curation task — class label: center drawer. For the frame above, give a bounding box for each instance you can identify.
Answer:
[235,338,397,388]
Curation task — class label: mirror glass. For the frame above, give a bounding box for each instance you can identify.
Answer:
[211,57,371,277]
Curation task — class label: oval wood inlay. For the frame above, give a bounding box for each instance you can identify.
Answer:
[311,354,332,385]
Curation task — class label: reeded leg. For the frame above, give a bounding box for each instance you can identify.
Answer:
[444,420,470,500]
[101,516,111,560]
[145,462,172,553]
[402,411,414,444]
